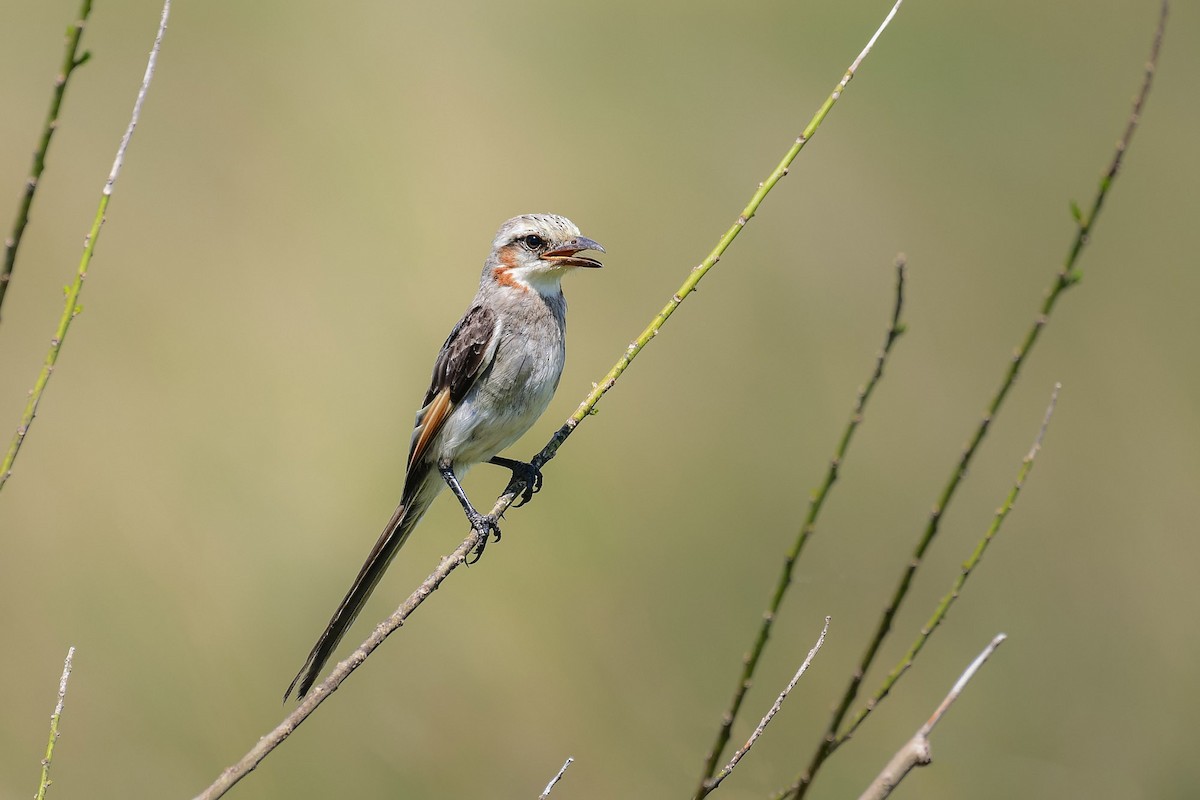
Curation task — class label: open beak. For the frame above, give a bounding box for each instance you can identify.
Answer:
[542,236,605,268]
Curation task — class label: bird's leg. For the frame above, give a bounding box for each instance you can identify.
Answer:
[439,463,501,563]
[486,456,543,507]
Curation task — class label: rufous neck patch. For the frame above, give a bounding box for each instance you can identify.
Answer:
[493,245,529,291]
[492,266,528,292]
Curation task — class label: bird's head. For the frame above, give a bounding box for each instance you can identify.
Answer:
[487,214,604,295]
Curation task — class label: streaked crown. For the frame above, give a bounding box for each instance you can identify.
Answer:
[492,214,583,251]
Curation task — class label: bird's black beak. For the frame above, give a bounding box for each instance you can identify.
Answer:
[543,236,605,268]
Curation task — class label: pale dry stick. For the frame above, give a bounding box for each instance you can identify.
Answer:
[702,617,831,795]
[538,757,574,800]
[191,537,478,800]
[191,2,907,795]
[0,0,171,492]
[190,442,527,800]
[35,646,76,800]
[857,634,1006,800]
[696,258,906,797]
[784,5,1167,796]
[0,0,93,322]
[834,384,1058,748]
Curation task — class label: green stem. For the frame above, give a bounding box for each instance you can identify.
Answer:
[784,5,1166,797]
[0,0,93,323]
[0,195,106,491]
[532,0,905,473]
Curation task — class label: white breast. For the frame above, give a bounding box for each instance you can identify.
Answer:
[434,313,565,470]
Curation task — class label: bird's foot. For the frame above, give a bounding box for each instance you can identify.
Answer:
[441,463,504,564]
[488,456,544,507]
[466,511,502,564]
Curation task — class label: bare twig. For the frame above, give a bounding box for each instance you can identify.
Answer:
[701,617,830,796]
[538,757,574,799]
[0,0,171,492]
[857,634,1006,800]
[34,647,76,800]
[836,384,1058,747]
[0,0,93,322]
[784,4,1167,796]
[696,258,906,796]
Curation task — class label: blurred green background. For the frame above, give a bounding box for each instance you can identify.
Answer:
[1,1,1197,798]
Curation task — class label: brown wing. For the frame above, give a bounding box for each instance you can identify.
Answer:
[405,304,500,477]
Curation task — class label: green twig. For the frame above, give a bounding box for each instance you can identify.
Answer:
[693,258,906,799]
[34,647,76,800]
[529,0,905,477]
[783,5,1166,797]
[836,384,1058,749]
[0,0,171,493]
[0,0,93,323]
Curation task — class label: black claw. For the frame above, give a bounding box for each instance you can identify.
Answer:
[487,456,544,508]
[465,511,501,565]
[515,465,543,506]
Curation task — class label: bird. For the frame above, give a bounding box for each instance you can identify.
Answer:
[285,213,604,701]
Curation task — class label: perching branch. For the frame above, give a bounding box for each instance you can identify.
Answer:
[0,0,171,493]
[190,4,906,797]
[0,0,93,323]
[835,384,1058,748]
[694,257,906,798]
[701,617,830,796]
[785,5,1166,796]
[529,0,905,480]
[191,536,477,800]
[34,647,76,800]
[856,634,1006,800]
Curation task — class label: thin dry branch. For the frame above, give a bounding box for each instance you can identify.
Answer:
[538,757,574,800]
[857,634,1006,800]
[701,617,830,796]
[191,536,478,800]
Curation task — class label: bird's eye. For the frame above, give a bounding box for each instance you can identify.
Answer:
[521,234,546,250]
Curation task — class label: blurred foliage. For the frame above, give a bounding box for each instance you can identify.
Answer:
[0,1,1197,798]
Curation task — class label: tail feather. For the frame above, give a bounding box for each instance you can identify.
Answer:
[285,489,434,701]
